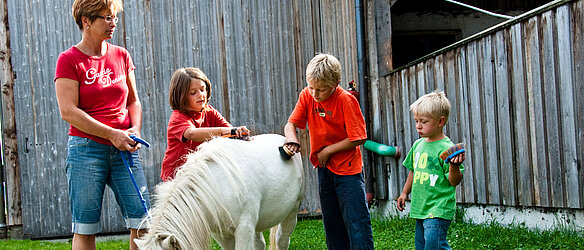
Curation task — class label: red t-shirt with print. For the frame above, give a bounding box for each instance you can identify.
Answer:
[161,106,231,181]
[54,43,136,145]
[288,85,367,175]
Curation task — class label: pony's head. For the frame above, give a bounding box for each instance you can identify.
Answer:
[134,232,182,250]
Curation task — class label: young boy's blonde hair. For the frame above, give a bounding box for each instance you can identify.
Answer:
[410,90,451,123]
[306,53,341,88]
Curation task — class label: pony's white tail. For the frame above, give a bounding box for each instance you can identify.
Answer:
[136,137,245,249]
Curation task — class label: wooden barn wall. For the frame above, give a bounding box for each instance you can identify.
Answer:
[1,0,358,238]
[368,0,583,209]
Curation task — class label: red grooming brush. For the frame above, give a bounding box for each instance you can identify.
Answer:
[439,143,465,164]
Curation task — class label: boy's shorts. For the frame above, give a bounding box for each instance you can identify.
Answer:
[66,136,151,234]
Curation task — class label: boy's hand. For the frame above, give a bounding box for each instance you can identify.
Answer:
[449,152,465,166]
[316,148,332,168]
[397,193,408,211]
[284,141,301,153]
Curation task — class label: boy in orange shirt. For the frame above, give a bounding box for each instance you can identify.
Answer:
[284,53,374,249]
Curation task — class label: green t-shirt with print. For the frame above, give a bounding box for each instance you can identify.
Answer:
[402,137,464,220]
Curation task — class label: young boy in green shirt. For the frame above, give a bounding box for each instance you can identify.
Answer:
[397,90,465,250]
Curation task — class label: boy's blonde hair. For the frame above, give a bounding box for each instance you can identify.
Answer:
[410,90,451,123]
[168,67,212,114]
[72,0,123,30]
[306,53,341,88]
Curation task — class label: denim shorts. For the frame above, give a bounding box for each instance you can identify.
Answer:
[415,218,452,250]
[66,136,150,234]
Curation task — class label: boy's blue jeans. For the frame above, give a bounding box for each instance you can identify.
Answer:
[415,218,452,250]
[318,167,374,250]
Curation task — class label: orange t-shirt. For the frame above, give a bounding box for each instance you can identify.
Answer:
[288,85,367,175]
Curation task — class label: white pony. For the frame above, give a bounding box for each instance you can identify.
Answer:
[135,134,304,250]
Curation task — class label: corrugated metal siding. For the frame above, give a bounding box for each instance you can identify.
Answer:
[370,0,583,208]
[4,0,358,238]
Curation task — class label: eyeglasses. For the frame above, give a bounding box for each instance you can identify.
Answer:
[96,15,119,24]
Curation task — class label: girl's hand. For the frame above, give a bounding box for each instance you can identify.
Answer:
[235,126,250,138]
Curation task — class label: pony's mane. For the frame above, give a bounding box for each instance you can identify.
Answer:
[140,137,249,249]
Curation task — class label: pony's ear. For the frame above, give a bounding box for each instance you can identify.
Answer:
[159,233,178,249]
[133,238,146,249]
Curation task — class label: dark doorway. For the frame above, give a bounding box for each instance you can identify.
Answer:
[392,30,460,68]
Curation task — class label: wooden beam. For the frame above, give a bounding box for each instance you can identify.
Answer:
[0,0,22,228]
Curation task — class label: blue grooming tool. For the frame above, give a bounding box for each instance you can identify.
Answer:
[444,149,465,163]
[130,134,150,148]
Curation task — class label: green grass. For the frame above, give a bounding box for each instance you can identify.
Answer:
[1,216,582,249]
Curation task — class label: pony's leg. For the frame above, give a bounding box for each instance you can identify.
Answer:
[254,231,266,250]
[213,235,236,250]
[234,217,257,250]
[275,210,298,250]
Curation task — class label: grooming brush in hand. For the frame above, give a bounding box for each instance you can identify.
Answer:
[222,128,250,141]
[279,142,300,160]
[439,143,465,164]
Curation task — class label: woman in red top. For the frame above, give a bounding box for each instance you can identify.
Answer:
[161,68,250,181]
[54,1,148,249]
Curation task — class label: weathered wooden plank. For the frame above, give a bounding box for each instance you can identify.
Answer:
[368,62,386,200]
[524,16,550,207]
[0,0,22,229]
[400,69,415,196]
[375,0,392,75]
[384,76,400,199]
[415,63,426,96]
[443,50,465,202]
[424,57,436,91]
[572,0,584,208]
[466,41,487,204]
[479,35,501,205]
[494,30,516,206]
[540,10,564,208]
[434,55,445,93]
[458,47,475,204]
[511,23,534,206]
[364,0,388,201]
[556,5,580,208]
